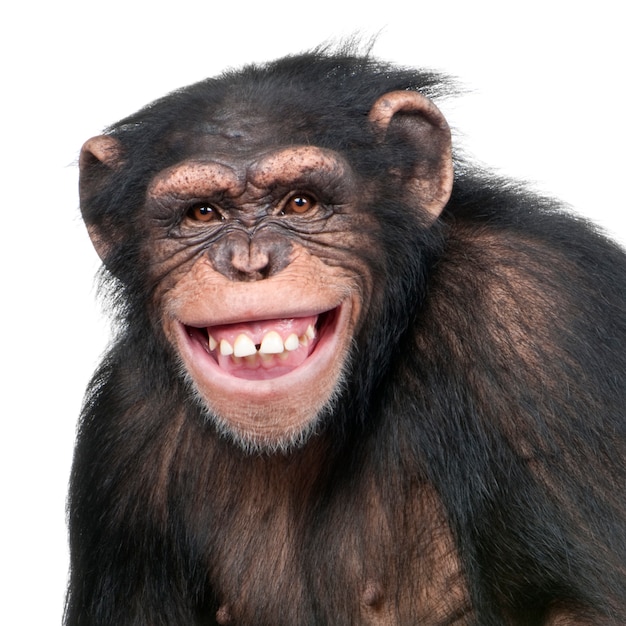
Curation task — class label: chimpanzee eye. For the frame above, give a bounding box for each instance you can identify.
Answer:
[187,204,222,222]
[282,194,317,215]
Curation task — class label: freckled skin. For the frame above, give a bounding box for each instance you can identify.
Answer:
[149,162,245,200]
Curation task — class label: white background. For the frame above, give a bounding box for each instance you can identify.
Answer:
[1,1,624,623]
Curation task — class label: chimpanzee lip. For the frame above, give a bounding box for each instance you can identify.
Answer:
[177,303,347,387]
[183,311,333,380]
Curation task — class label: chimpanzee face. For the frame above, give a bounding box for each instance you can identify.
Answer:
[79,89,452,451]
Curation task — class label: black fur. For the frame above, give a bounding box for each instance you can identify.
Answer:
[67,49,626,625]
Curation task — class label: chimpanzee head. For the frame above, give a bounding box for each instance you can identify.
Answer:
[78,52,452,451]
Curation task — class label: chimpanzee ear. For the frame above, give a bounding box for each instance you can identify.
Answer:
[79,135,125,261]
[368,90,453,221]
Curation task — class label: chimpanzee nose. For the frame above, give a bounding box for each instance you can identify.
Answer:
[207,229,292,281]
[229,240,272,280]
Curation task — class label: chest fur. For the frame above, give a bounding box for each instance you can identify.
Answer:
[201,471,470,625]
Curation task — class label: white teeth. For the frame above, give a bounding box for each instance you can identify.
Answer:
[212,324,317,360]
[219,339,234,356]
[208,334,217,351]
[284,333,299,351]
[259,331,284,354]
[233,334,257,358]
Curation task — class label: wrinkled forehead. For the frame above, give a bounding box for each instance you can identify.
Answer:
[148,145,352,199]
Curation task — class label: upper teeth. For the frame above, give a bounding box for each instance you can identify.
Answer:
[260,331,284,354]
[283,334,299,351]
[233,334,257,358]
[208,335,218,351]
[219,339,234,356]
[213,325,315,358]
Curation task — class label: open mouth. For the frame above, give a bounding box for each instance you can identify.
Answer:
[184,309,338,381]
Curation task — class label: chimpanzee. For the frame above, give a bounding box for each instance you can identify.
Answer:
[66,48,626,625]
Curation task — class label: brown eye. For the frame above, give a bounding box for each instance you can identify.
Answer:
[187,204,221,222]
[283,194,316,215]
